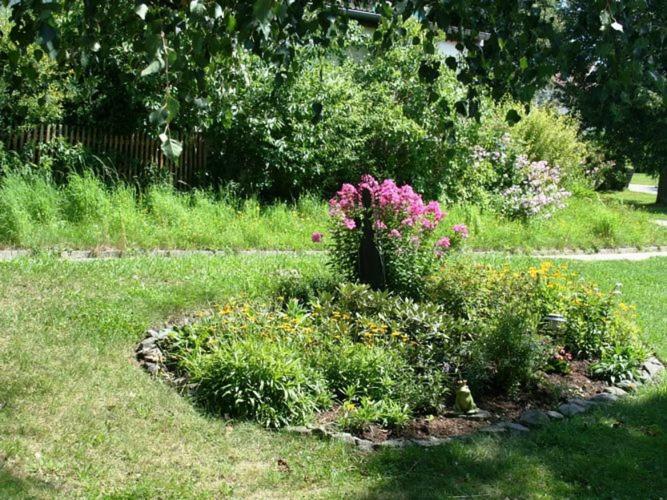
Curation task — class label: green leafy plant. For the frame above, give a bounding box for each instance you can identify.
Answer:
[466,305,546,396]
[189,337,330,428]
[590,345,644,384]
[338,398,411,433]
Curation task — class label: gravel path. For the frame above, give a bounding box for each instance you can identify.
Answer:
[628,183,658,195]
[1,248,666,262]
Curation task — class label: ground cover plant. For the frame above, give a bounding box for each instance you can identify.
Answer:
[1,253,665,498]
[153,178,652,438]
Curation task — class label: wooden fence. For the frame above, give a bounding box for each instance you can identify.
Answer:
[3,124,207,185]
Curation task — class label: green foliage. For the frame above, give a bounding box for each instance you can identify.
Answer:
[314,342,410,402]
[589,345,645,384]
[209,25,456,200]
[510,107,589,186]
[271,268,336,305]
[0,168,60,243]
[559,0,666,179]
[466,305,545,395]
[338,398,411,432]
[188,337,330,428]
[63,172,111,223]
[160,257,648,431]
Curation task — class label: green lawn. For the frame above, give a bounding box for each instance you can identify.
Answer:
[1,254,665,498]
[631,173,659,187]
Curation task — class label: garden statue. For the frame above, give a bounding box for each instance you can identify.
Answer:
[454,380,478,414]
[357,188,386,290]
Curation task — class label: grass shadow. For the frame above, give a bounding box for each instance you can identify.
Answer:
[359,388,667,498]
[602,191,667,216]
[0,467,58,498]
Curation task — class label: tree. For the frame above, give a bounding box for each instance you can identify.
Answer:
[1,1,558,160]
[558,0,666,204]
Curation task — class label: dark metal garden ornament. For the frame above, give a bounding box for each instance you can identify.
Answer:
[357,188,386,290]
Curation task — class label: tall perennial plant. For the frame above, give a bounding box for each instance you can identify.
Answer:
[320,175,467,295]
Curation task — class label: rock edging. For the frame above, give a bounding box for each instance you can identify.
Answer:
[136,324,665,452]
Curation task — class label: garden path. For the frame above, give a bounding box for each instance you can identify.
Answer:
[1,248,666,262]
[628,184,658,194]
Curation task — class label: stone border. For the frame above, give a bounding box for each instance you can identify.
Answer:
[137,323,665,452]
[2,246,666,262]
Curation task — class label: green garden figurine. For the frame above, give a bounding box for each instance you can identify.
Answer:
[454,380,478,414]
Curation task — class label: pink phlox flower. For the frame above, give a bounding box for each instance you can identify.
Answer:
[436,237,451,248]
[424,201,445,222]
[343,218,357,230]
[452,224,469,238]
[388,229,402,239]
[311,232,323,243]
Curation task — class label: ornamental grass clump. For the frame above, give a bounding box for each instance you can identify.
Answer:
[324,174,467,296]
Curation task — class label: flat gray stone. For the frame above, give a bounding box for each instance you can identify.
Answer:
[604,386,627,396]
[309,427,328,438]
[642,357,664,378]
[546,410,564,419]
[140,348,163,364]
[150,329,171,340]
[616,380,638,392]
[589,393,618,404]
[285,426,312,435]
[411,437,450,447]
[356,440,374,452]
[558,403,587,416]
[331,432,357,445]
[378,439,408,448]
[62,250,92,260]
[519,410,551,427]
[139,337,157,350]
[501,422,530,432]
[144,362,159,375]
[567,397,598,408]
[462,409,492,420]
[479,424,507,434]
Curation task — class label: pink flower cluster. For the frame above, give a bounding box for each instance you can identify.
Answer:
[328,175,446,234]
[452,224,469,239]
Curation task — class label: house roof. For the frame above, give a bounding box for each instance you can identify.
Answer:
[339,2,490,41]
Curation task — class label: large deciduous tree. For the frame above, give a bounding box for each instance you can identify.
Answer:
[558,0,666,204]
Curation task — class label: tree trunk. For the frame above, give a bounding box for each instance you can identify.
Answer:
[658,165,667,205]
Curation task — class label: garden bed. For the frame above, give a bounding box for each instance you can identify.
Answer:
[135,177,664,450]
[137,314,664,450]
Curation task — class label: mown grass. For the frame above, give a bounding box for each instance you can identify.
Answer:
[0,171,665,252]
[0,254,665,498]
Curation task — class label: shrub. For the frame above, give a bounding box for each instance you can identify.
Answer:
[510,106,589,185]
[272,268,337,305]
[208,22,459,200]
[189,337,330,428]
